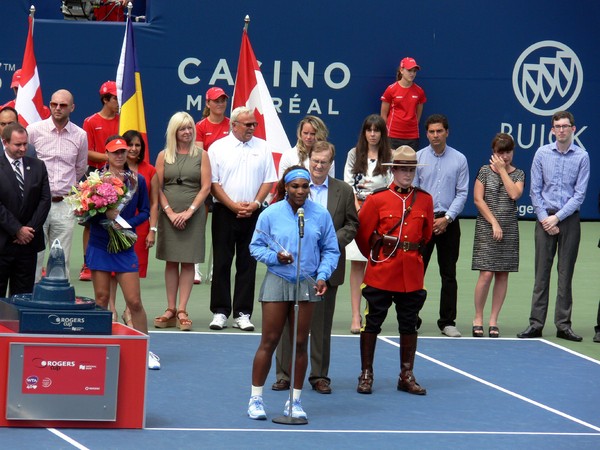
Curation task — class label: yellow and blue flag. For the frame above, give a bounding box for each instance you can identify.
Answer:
[116,14,149,163]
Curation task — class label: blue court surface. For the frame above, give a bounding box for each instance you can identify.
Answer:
[2,332,600,449]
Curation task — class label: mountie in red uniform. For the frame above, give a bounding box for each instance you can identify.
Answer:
[354,182,433,396]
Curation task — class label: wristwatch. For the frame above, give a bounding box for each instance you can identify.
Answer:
[150,226,158,232]
[445,214,453,224]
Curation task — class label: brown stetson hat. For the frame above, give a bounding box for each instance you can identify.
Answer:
[382,145,426,167]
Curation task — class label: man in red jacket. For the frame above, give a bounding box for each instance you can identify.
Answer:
[354,145,433,395]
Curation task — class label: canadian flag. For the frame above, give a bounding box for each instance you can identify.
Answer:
[232,26,291,171]
[15,15,48,127]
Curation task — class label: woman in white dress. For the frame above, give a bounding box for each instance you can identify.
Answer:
[344,114,392,333]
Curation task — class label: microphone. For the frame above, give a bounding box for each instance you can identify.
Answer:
[298,207,305,238]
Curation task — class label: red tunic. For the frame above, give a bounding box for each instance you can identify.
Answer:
[356,185,433,292]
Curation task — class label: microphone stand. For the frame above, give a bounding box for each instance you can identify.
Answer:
[272,210,308,425]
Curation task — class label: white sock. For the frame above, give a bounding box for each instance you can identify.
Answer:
[292,388,302,401]
[251,385,263,397]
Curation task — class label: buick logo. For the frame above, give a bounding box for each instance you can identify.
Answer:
[512,40,583,116]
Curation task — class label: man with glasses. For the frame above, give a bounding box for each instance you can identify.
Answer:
[78,81,120,281]
[518,111,590,341]
[27,89,88,282]
[415,114,469,337]
[272,141,358,394]
[207,106,277,331]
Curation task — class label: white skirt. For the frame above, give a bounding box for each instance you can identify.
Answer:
[345,239,367,262]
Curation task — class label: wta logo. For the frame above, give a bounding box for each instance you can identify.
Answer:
[512,40,583,116]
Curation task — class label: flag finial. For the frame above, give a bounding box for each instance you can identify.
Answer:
[244,15,250,32]
[127,2,133,17]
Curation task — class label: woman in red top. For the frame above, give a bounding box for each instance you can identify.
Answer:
[194,87,230,284]
[380,57,427,151]
[195,87,230,151]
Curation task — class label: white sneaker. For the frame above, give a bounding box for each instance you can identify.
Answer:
[194,263,202,285]
[442,325,462,337]
[247,395,267,420]
[148,351,161,370]
[283,398,307,419]
[233,313,254,331]
[209,313,227,330]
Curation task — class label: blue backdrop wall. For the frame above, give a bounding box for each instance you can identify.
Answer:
[1,0,598,218]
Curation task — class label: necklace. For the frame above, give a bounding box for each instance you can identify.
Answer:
[175,153,186,185]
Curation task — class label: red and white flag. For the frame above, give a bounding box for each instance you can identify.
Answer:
[15,15,48,127]
[232,27,291,171]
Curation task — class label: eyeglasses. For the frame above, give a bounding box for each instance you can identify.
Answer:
[49,102,70,109]
[310,158,332,167]
[235,121,258,128]
[553,124,573,130]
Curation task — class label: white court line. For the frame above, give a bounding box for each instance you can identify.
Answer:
[379,336,600,433]
[145,427,600,436]
[47,428,89,449]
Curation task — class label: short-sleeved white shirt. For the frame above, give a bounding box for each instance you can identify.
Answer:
[208,133,277,203]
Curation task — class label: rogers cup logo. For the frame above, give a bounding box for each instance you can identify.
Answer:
[512,40,583,116]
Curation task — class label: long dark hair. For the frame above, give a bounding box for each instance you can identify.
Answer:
[123,129,146,163]
[352,114,391,177]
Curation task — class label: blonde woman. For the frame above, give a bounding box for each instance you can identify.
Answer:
[154,112,211,331]
[278,115,335,178]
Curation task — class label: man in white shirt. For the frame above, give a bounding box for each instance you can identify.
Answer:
[207,106,277,331]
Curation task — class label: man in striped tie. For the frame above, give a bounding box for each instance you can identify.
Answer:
[0,123,51,296]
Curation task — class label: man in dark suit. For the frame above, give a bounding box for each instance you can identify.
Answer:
[0,123,51,296]
[273,141,358,394]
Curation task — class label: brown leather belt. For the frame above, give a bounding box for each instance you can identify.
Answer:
[52,196,64,202]
[399,241,421,252]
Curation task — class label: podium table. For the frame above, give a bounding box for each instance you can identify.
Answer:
[0,323,147,429]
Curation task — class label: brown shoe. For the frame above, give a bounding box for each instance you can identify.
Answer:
[153,308,176,329]
[357,370,373,394]
[271,379,290,391]
[397,372,427,395]
[312,379,332,394]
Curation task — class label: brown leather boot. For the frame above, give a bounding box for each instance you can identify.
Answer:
[357,332,377,394]
[397,333,427,395]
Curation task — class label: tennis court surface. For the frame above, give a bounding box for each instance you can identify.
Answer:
[2,332,600,449]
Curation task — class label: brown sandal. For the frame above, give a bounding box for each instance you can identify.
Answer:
[177,310,192,331]
[154,308,176,328]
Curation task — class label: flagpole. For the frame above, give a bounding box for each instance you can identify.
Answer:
[127,1,133,18]
[29,5,35,34]
[244,14,250,31]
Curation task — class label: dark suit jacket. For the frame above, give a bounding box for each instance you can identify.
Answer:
[0,152,51,253]
[325,176,358,286]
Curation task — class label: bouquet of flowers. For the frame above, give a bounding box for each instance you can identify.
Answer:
[65,170,138,253]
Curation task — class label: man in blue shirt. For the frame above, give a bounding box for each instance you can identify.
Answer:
[518,111,590,342]
[415,114,469,337]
